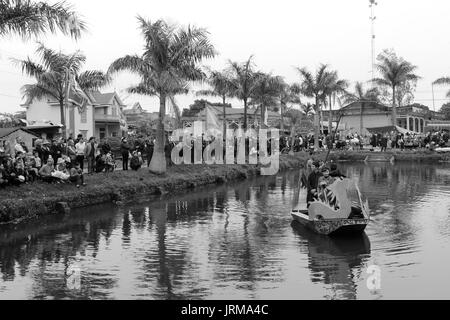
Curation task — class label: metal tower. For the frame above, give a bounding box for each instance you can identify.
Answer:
[370,0,378,82]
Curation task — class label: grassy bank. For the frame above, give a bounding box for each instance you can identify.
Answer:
[0,154,305,225]
[328,149,450,162]
[1,150,447,225]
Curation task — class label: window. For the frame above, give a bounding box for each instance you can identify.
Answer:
[112,131,118,137]
[99,128,106,139]
[112,106,118,116]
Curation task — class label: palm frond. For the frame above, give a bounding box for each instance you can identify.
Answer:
[0,0,87,40]
[77,70,111,91]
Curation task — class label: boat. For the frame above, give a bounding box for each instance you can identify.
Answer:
[291,173,370,236]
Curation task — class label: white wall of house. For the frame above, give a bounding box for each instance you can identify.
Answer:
[340,114,392,134]
[26,98,95,139]
[26,98,61,124]
[72,104,95,139]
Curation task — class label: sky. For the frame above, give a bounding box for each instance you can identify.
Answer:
[1,0,450,115]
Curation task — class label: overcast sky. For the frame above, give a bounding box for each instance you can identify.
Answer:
[1,0,450,115]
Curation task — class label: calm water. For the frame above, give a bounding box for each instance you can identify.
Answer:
[1,163,450,300]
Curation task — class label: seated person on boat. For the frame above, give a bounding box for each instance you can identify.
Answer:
[318,167,340,210]
[307,161,322,208]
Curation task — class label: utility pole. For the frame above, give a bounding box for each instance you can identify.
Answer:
[63,67,71,140]
[432,83,436,112]
[370,0,378,84]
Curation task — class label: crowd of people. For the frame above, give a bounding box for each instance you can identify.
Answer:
[280,129,450,153]
[0,134,157,189]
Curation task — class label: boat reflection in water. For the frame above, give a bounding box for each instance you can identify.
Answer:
[291,220,371,300]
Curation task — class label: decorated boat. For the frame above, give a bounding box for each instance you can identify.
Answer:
[291,172,370,236]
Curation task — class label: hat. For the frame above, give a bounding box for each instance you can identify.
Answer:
[18,175,25,183]
[57,158,65,165]
[321,167,330,172]
[312,161,320,167]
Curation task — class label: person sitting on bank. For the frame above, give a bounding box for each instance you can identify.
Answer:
[130,151,142,171]
[39,158,57,183]
[69,161,86,188]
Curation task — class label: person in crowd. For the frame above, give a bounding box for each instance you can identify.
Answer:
[75,134,83,145]
[75,137,86,171]
[14,137,26,155]
[145,139,154,167]
[50,139,63,165]
[0,162,8,188]
[130,151,141,171]
[95,153,106,173]
[67,138,77,164]
[69,161,86,188]
[24,152,38,182]
[85,137,97,174]
[105,151,115,173]
[100,138,111,155]
[121,138,131,171]
[32,150,42,170]
[51,158,70,182]
[39,158,57,183]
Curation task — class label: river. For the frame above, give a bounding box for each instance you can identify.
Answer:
[0,162,450,300]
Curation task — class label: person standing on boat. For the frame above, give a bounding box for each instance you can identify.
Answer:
[307,161,322,207]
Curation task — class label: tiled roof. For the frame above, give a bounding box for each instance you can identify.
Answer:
[0,127,38,138]
[91,91,125,106]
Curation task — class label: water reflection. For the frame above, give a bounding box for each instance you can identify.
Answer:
[291,221,371,300]
[0,163,449,299]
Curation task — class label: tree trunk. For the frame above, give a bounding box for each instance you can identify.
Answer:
[392,85,397,126]
[260,104,264,126]
[243,99,248,130]
[223,95,227,137]
[328,95,333,135]
[149,93,167,174]
[280,103,285,132]
[314,96,320,150]
[360,102,364,134]
[59,100,66,139]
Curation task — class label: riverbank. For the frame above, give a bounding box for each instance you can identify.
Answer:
[1,150,449,225]
[0,154,306,225]
[328,149,450,162]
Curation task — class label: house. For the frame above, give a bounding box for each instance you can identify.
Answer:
[90,91,128,139]
[323,102,447,135]
[23,88,128,140]
[123,102,159,129]
[0,127,39,156]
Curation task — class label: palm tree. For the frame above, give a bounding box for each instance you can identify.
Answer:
[14,43,110,137]
[323,71,348,133]
[227,56,259,129]
[196,69,234,135]
[372,50,420,126]
[108,17,215,174]
[0,0,86,39]
[433,76,450,98]
[278,82,301,131]
[342,82,380,134]
[249,73,284,127]
[296,64,335,150]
